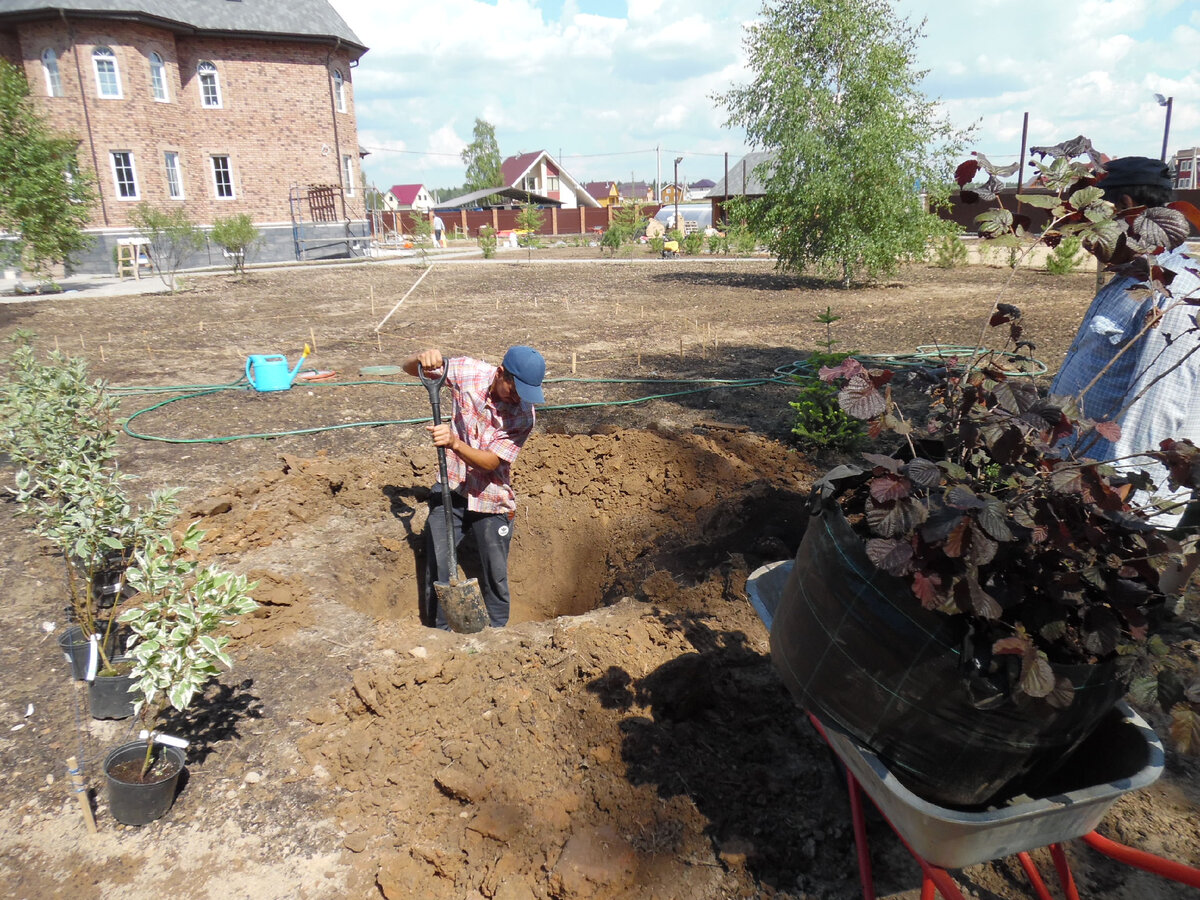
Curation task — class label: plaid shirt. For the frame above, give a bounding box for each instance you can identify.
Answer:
[442,356,535,515]
[1050,244,1200,526]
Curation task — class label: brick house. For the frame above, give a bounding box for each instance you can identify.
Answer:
[0,0,369,273]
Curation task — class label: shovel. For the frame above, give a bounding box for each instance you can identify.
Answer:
[417,363,489,633]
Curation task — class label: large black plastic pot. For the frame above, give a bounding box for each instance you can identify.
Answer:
[769,503,1128,809]
[88,658,136,719]
[104,741,186,826]
[57,624,119,681]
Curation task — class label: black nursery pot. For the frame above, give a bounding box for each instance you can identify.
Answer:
[88,659,136,720]
[769,503,1127,809]
[104,741,186,826]
[57,624,119,681]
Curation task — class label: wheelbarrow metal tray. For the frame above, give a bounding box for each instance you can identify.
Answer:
[746,560,1164,870]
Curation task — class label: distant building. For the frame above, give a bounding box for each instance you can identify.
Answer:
[617,181,654,203]
[384,184,435,213]
[499,151,600,209]
[687,179,715,201]
[708,151,776,224]
[660,183,685,205]
[1172,148,1199,190]
[584,181,620,207]
[584,180,653,206]
[0,0,368,272]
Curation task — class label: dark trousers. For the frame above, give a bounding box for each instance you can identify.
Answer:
[424,487,513,628]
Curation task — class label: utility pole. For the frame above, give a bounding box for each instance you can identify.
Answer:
[656,146,661,202]
[673,156,683,233]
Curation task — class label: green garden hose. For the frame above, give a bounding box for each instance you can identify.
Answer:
[118,349,1048,445]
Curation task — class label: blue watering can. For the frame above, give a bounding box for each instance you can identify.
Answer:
[246,344,311,392]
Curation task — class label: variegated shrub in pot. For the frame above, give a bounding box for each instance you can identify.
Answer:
[770,141,1200,808]
[104,522,258,826]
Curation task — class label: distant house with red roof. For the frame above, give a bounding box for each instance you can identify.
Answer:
[500,151,600,209]
[384,184,434,212]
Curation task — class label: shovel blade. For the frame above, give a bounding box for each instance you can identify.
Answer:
[435,577,489,633]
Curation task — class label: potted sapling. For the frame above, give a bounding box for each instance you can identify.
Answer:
[104,522,257,825]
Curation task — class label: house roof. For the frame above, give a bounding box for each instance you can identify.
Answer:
[584,181,616,200]
[386,184,427,205]
[690,179,715,189]
[0,0,367,55]
[500,151,545,188]
[709,151,776,197]
[436,186,560,209]
[618,181,652,198]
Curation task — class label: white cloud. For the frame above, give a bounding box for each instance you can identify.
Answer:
[334,0,1200,193]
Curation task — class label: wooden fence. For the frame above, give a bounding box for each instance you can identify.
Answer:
[373,205,665,240]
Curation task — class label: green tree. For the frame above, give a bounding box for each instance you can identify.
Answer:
[409,213,434,265]
[209,213,260,275]
[461,118,501,198]
[129,204,203,292]
[0,59,95,279]
[715,0,968,284]
[515,201,544,248]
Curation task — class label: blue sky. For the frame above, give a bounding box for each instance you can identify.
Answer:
[329,0,1200,195]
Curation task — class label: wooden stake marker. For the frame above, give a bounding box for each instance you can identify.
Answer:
[66,756,96,833]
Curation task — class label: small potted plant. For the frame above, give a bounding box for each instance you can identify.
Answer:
[104,522,257,825]
[769,142,1200,807]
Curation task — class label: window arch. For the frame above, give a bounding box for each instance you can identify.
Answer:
[41,49,62,97]
[149,52,168,101]
[92,46,121,98]
[197,60,221,108]
[332,68,346,113]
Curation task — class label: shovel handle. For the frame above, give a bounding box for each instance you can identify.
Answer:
[417,363,459,581]
[416,362,448,424]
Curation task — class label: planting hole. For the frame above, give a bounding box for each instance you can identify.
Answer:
[194,429,815,628]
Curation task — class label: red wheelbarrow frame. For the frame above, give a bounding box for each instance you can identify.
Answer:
[808,713,1200,900]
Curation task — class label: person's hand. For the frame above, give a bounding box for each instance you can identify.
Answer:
[416,349,443,372]
[426,423,456,450]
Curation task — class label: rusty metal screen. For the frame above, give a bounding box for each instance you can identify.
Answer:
[307,185,339,222]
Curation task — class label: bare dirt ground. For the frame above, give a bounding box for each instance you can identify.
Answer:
[0,247,1198,900]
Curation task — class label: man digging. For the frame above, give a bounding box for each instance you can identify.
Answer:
[403,346,545,629]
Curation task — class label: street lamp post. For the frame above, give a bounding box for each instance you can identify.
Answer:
[673,156,683,234]
[1156,93,1173,163]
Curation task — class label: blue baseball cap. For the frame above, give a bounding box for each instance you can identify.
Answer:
[501,345,545,404]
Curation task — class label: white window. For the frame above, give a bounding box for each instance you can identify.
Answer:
[110,151,138,199]
[93,46,121,98]
[210,155,234,198]
[332,69,346,113]
[149,52,168,101]
[42,49,62,97]
[164,151,183,199]
[197,61,221,108]
[342,154,355,196]
[547,176,560,193]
